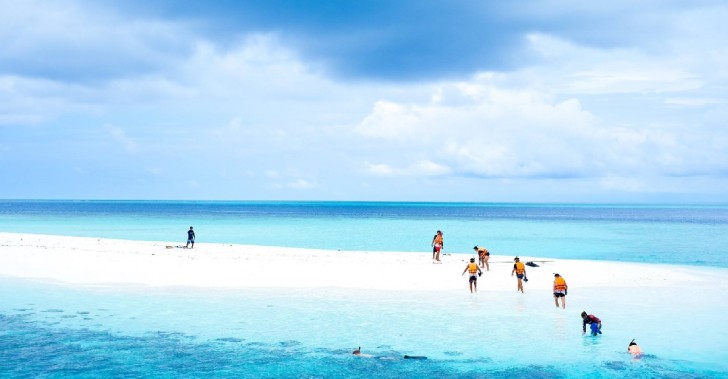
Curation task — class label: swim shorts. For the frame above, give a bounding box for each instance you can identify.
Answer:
[590,322,602,335]
[517,274,524,279]
[554,290,566,297]
[469,275,477,283]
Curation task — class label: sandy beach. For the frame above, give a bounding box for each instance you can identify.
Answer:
[3,231,728,377]
[0,232,719,292]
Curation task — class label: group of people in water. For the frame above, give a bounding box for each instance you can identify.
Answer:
[434,230,643,357]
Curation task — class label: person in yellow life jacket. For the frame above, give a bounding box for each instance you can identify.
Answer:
[553,273,568,309]
[461,258,483,293]
[511,257,526,293]
[473,245,490,271]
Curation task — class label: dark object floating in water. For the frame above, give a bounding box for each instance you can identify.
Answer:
[403,355,427,360]
[526,261,539,267]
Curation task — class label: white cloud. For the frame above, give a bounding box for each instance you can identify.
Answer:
[287,179,316,189]
[354,101,422,141]
[2,1,728,201]
[411,160,451,176]
[664,97,725,107]
[364,160,451,177]
[104,124,138,154]
[364,162,396,176]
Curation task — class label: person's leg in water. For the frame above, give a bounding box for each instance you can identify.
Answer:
[484,256,490,271]
[590,322,600,336]
[517,276,524,293]
[554,294,560,308]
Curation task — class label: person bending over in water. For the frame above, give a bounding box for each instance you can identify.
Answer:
[511,257,526,293]
[581,311,602,336]
[553,273,568,309]
[473,245,490,271]
[462,258,483,293]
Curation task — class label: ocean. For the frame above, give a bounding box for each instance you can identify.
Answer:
[1,200,728,267]
[1,200,727,378]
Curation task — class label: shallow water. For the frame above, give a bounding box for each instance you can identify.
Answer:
[1,276,725,378]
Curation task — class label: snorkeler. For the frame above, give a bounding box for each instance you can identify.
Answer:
[581,311,602,336]
[628,339,642,356]
[353,347,426,360]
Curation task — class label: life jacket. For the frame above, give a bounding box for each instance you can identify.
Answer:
[434,235,443,245]
[468,262,479,274]
[554,277,566,290]
[515,261,525,274]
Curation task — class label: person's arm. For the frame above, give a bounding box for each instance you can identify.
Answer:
[511,264,516,276]
[583,319,587,333]
[462,266,468,276]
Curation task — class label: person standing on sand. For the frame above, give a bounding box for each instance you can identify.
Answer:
[432,230,443,262]
[553,273,568,309]
[511,257,526,293]
[462,257,483,293]
[581,311,602,336]
[473,245,490,271]
[186,226,195,249]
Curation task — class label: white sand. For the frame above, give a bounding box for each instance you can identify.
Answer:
[0,232,720,291]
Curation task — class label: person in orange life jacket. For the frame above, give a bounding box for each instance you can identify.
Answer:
[581,311,602,336]
[511,257,526,293]
[553,273,568,309]
[473,245,490,271]
[462,258,483,293]
[431,230,443,262]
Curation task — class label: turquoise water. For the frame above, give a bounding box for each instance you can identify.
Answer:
[1,200,727,266]
[2,276,726,378]
[2,201,728,377]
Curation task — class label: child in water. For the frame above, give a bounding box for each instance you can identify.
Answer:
[628,339,642,356]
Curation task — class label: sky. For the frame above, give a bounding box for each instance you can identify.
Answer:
[1,0,727,202]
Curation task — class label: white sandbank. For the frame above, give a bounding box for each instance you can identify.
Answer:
[0,232,721,291]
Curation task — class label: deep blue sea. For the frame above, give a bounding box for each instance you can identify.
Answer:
[2,200,728,378]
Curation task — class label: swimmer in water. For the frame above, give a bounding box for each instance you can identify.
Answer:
[628,339,642,356]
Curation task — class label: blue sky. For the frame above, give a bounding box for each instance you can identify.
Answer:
[1,0,727,202]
